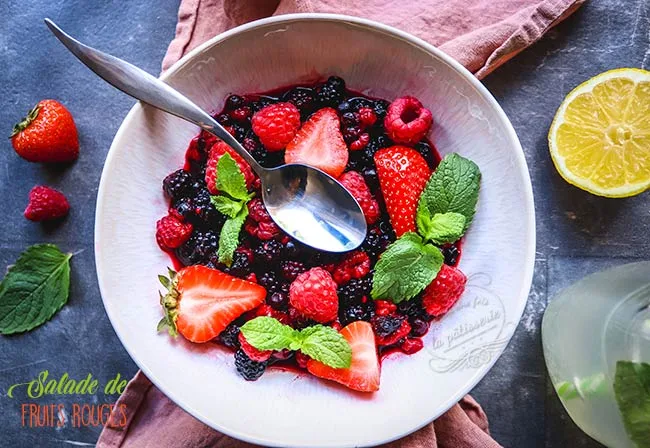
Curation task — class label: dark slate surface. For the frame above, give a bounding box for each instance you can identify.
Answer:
[0,0,647,446]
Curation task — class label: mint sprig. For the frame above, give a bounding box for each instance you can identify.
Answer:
[240,316,352,369]
[613,360,650,447]
[371,233,443,303]
[416,209,466,245]
[417,153,481,233]
[210,153,254,266]
[0,244,72,334]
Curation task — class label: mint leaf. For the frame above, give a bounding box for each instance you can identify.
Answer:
[417,209,466,245]
[216,153,249,201]
[238,317,352,369]
[0,244,72,335]
[300,325,352,369]
[418,153,481,231]
[614,361,650,447]
[211,195,244,218]
[218,206,248,266]
[240,316,297,351]
[371,233,443,303]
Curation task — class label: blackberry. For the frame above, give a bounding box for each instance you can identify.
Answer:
[348,97,373,111]
[259,271,286,294]
[371,315,405,338]
[337,100,352,114]
[362,226,390,259]
[316,76,345,107]
[341,111,359,127]
[218,323,240,349]
[175,230,219,265]
[215,113,232,126]
[339,302,375,326]
[233,123,250,141]
[193,188,226,228]
[282,87,316,116]
[442,245,460,266]
[267,292,289,311]
[234,349,267,381]
[415,141,436,169]
[342,126,362,144]
[337,277,372,307]
[228,251,252,278]
[243,137,260,154]
[362,166,379,192]
[409,317,429,337]
[254,240,283,264]
[225,94,246,110]
[372,99,390,120]
[250,96,276,113]
[187,160,206,179]
[397,298,430,321]
[252,147,284,168]
[280,260,307,281]
[171,197,195,221]
[162,169,195,200]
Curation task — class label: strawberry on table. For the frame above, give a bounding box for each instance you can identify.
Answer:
[285,107,348,178]
[24,186,70,221]
[11,100,79,163]
[307,321,380,392]
[158,265,266,343]
[374,146,431,237]
[422,264,467,317]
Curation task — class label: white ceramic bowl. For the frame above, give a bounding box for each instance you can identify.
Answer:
[95,14,535,447]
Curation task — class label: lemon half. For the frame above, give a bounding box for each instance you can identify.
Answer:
[549,68,650,197]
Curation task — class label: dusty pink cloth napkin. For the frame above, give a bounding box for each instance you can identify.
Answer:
[99,1,585,446]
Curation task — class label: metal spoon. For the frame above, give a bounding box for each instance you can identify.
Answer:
[44,18,366,252]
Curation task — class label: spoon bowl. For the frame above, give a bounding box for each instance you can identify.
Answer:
[44,18,366,252]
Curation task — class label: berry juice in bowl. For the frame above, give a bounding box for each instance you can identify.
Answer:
[542,261,650,448]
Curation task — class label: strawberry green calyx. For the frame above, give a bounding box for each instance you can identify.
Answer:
[10,105,40,138]
[156,268,180,337]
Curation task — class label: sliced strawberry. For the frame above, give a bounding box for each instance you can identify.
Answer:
[374,146,431,236]
[285,108,348,178]
[159,265,266,343]
[307,321,380,392]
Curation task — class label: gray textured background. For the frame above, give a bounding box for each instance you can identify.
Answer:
[1,0,648,446]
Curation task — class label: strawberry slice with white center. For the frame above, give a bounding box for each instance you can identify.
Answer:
[158,265,266,343]
[307,321,380,392]
[285,107,348,178]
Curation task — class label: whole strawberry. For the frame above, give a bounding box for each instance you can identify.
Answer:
[252,102,301,151]
[289,267,338,323]
[24,186,70,221]
[374,146,431,236]
[11,100,79,163]
[422,264,467,317]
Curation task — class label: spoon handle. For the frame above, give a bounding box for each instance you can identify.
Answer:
[44,18,264,174]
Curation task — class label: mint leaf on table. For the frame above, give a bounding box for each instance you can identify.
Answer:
[416,208,466,245]
[299,325,352,369]
[239,317,352,369]
[0,244,72,335]
[417,153,481,231]
[371,233,444,303]
[211,195,245,219]
[613,360,650,448]
[217,205,248,266]
[240,316,296,351]
[216,153,250,201]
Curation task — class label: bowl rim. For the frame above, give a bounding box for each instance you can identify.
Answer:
[95,12,536,447]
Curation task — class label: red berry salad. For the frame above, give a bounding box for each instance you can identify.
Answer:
[155,77,481,392]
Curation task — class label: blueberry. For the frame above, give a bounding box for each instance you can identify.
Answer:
[225,94,246,110]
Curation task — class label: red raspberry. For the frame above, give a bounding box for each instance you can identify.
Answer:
[254,304,291,325]
[400,337,424,354]
[374,300,397,316]
[24,186,70,221]
[156,214,193,250]
[384,96,433,145]
[231,106,251,122]
[296,351,311,369]
[349,132,370,151]
[422,265,467,317]
[251,102,301,151]
[358,107,377,127]
[339,171,380,224]
[289,267,338,323]
[332,250,371,286]
[244,198,281,240]
[238,332,272,362]
[205,141,255,195]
